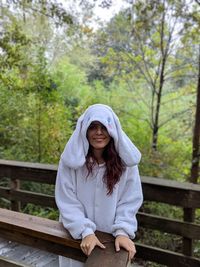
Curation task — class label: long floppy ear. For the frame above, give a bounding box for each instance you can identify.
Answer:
[61,113,89,169]
[112,112,141,166]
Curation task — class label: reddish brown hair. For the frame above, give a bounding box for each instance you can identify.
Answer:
[85,138,125,195]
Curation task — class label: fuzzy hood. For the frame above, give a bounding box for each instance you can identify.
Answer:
[61,104,141,169]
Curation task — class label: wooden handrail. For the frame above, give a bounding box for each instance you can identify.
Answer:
[0,208,129,267]
[137,212,200,239]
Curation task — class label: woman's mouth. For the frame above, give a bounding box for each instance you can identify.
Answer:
[94,138,105,141]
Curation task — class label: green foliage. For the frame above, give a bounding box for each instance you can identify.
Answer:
[23,204,59,220]
[6,0,73,26]
[143,202,183,219]
[0,85,27,158]
[0,23,30,70]
[194,239,200,258]
[0,1,197,176]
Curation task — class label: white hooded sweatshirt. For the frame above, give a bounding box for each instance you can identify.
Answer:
[55,104,143,267]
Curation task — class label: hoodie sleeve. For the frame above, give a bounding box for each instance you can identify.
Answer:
[55,159,96,239]
[111,165,143,239]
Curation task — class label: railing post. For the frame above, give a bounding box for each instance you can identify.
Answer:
[10,178,21,211]
[183,207,195,256]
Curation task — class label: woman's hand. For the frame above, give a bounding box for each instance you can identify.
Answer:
[115,235,136,261]
[80,234,106,256]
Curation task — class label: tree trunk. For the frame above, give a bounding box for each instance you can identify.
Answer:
[37,95,41,163]
[22,0,26,23]
[152,58,166,151]
[151,6,167,151]
[190,45,200,184]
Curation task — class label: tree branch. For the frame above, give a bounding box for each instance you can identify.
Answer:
[159,108,191,128]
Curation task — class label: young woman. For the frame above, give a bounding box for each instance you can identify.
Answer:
[55,104,143,267]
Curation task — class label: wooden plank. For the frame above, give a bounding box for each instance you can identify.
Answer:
[0,160,57,184]
[0,208,114,246]
[9,167,56,184]
[0,240,18,255]
[0,238,12,249]
[0,256,31,267]
[10,179,20,211]
[142,176,200,208]
[0,187,10,199]
[142,183,200,207]
[141,176,200,191]
[3,243,40,262]
[11,190,57,208]
[0,188,56,208]
[26,252,57,266]
[182,208,195,256]
[0,208,81,249]
[0,238,59,267]
[85,242,129,267]
[135,243,200,267]
[0,237,59,266]
[0,159,57,172]
[137,212,200,239]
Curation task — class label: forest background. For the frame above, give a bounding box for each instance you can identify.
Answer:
[0,0,200,263]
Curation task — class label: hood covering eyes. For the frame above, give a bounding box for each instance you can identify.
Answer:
[61,104,141,169]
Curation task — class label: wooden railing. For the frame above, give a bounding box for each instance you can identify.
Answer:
[0,207,129,267]
[0,159,200,267]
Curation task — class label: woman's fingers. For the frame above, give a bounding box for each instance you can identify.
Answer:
[115,235,136,261]
[128,242,136,260]
[97,240,106,249]
[128,245,136,261]
[115,239,120,252]
[87,243,96,255]
[80,240,90,255]
[80,243,86,255]
[80,234,105,256]
[86,240,105,255]
[81,243,93,255]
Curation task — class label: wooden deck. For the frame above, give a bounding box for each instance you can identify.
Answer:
[0,238,144,267]
[0,237,58,267]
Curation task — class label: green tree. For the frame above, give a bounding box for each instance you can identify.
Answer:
[96,0,199,152]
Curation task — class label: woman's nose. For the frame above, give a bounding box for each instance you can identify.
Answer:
[96,126,103,134]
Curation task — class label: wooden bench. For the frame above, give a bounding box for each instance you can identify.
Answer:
[0,208,130,267]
